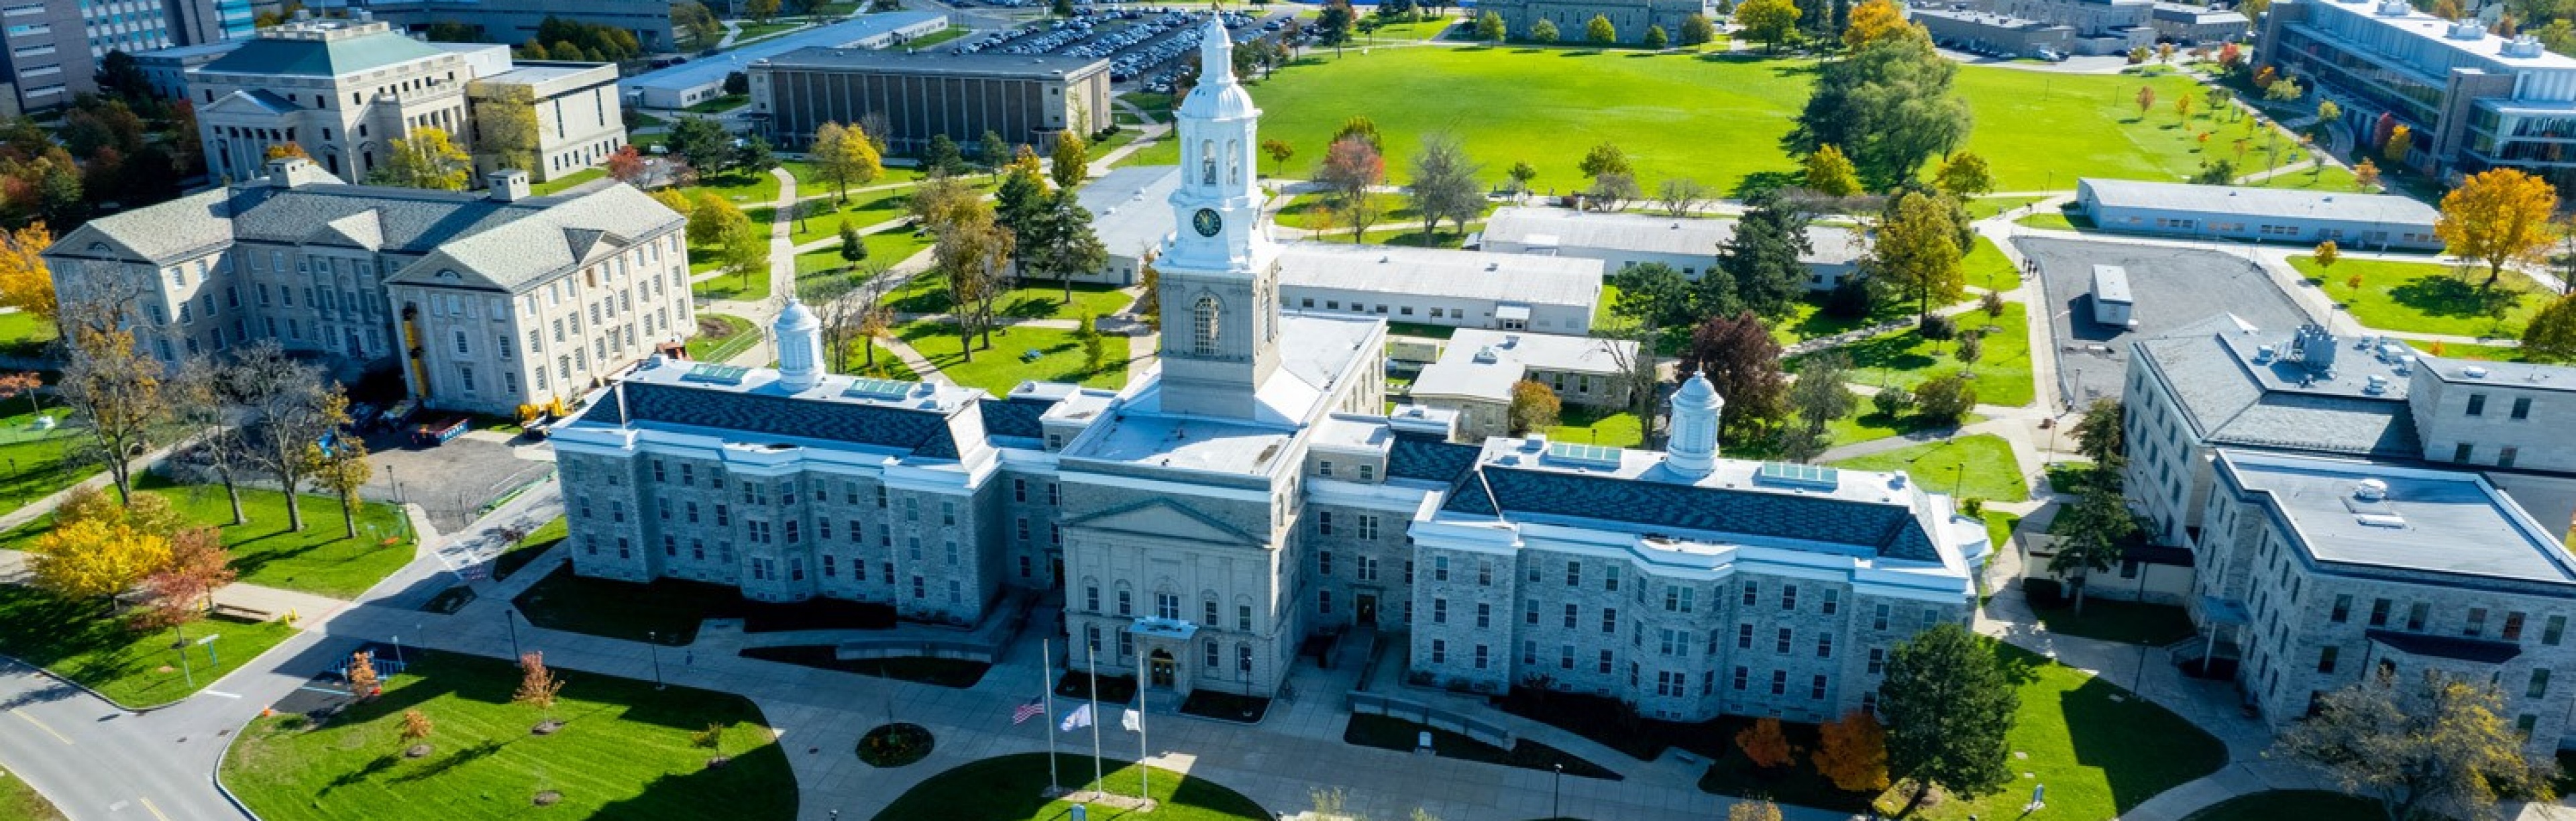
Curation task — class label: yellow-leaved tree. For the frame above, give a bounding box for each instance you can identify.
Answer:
[0,222,55,324]
[810,121,883,204]
[371,127,473,190]
[29,518,172,608]
[1843,0,1911,50]
[1814,710,1892,792]
[2436,168,2559,289]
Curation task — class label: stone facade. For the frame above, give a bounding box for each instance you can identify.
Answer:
[1481,0,1713,43]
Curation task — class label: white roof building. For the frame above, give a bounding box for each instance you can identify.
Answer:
[1479,205,1868,290]
[1279,241,1606,335]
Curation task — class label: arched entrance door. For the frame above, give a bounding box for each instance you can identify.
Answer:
[1147,649,1176,689]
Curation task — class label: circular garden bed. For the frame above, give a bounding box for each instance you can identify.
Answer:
[857,722,934,768]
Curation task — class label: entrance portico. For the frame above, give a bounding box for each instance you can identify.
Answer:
[1128,616,1200,696]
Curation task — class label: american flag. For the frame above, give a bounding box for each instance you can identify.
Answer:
[1011,698,1044,725]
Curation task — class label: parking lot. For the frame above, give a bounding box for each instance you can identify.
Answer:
[2018,236,2319,407]
[356,428,554,533]
[946,7,1294,89]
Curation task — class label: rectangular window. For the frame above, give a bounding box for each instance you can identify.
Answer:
[2369,599,2392,627]
[1566,561,1580,587]
[1781,585,1798,610]
[1776,628,1792,654]
[2406,602,2430,632]
[1868,648,1886,675]
[1737,623,1754,649]
[2531,669,2551,699]
[2467,608,2489,638]
[1601,607,1617,634]
[1771,670,1787,696]
[2316,645,2338,673]
[1741,581,1758,606]
[1475,602,1491,628]
[1821,588,1839,615]
[2512,397,2532,419]
[2468,394,2487,417]
[1811,675,1828,700]
[2505,612,2527,641]
[1817,635,1833,659]
[1432,598,1447,624]
[2330,594,2352,624]
[1733,666,1748,691]
[1565,604,1580,629]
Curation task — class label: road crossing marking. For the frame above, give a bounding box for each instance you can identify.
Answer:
[9,708,70,745]
[201,690,241,699]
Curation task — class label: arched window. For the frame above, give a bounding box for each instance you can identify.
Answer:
[1192,294,1221,357]
[1226,140,1241,184]
[1200,140,1218,184]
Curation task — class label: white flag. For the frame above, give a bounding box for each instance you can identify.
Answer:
[1121,708,1142,733]
[1060,704,1093,732]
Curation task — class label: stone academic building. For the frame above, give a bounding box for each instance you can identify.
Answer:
[1479,0,1715,44]
[555,23,1985,722]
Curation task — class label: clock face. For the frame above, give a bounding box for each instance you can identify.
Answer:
[1192,208,1222,237]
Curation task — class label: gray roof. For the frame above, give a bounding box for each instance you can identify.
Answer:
[2217,450,2576,586]
[2091,265,2133,304]
[757,44,1107,78]
[1411,329,1633,404]
[48,172,684,293]
[1078,166,1181,258]
[198,28,452,76]
[1481,206,1866,267]
[2287,0,2576,72]
[623,11,950,94]
[1279,242,1604,309]
[2078,178,2439,226]
[1908,7,2066,30]
[2132,316,2419,457]
[2414,353,2576,394]
[2151,3,2247,23]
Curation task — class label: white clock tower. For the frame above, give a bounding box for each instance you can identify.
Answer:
[1156,16,1282,420]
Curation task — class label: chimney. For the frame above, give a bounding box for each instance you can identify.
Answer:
[487,169,531,202]
[265,156,320,188]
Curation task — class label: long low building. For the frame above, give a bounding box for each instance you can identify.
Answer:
[1409,329,1638,441]
[1477,205,1866,290]
[1280,242,1606,335]
[2074,178,2442,251]
[749,46,1110,156]
[621,11,950,110]
[1911,7,2074,57]
[1077,166,1183,282]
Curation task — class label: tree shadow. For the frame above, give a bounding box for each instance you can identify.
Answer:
[322,753,405,794]
[1836,327,1941,374]
[2059,674,2229,813]
[2387,272,2528,322]
[388,738,504,783]
[1731,170,1801,200]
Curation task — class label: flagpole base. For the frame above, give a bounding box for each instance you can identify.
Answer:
[1057,790,1157,813]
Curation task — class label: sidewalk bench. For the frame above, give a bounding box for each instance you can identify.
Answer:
[214,603,276,622]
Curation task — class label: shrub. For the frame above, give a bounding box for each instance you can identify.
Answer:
[1871,385,1917,418]
[1917,313,1957,341]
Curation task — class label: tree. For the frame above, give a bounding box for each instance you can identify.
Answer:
[1735,718,1794,770]
[135,527,231,632]
[369,127,472,190]
[515,651,565,719]
[1685,312,1790,443]
[1879,623,2017,818]
[2265,77,2305,105]
[1051,131,1089,191]
[2276,674,2553,821]
[1803,144,1860,197]
[1842,0,1907,49]
[1507,160,1539,197]
[1261,139,1296,176]
[1737,0,1801,52]
[0,221,56,324]
[1407,132,1485,239]
[1788,30,1970,187]
[1643,24,1669,48]
[745,0,780,23]
[1505,379,1562,435]
[1718,193,1816,319]
[715,203,767,290]
[57,304,164,503]
[0,371,38,421]
[1332,116,1384,154]
[835,220,869,270]
[1874,189,1966,321]
[1784,352,1858,463]
[2072,397,2125,463]
[311,421,372,539]
[604,145,647,184]
[1932,152,1993,199]
[2523,293,2576,362]
[1577,142,1632,180]
[1585,172,1642,211]
[2438,168,2559,288]
[924,133,965,176]
[1585,13,1617,44]
[2135,85,2157,119]
[1654,176,1708,217]
[1611,262,1695,330]
[168,359,254,525]
[2051,483,2141,614]
[472,93,541,172]
[231,343,343,532]
[2349,157,2381,192]
[28,518,170,608]
[934,201,1014,355]
[1913,371,1975,423]
[1474,9,1505,39]
[348,650,381,696]
[1316,0,1357,50]
[1680,12,1719,45]
[1529,18,1560,43]
[731,134,777,175]
[1955,329,1984,368]
[2385,125,2414,164]
[1815,710,1892,792]
[263,142,310,161]
[1727,801,1784,821]
[1022,190,1109,303]
[2314,239,2341,274]
[811,123,882,203]
[1316,135,1387,238]
[400,710,435,749]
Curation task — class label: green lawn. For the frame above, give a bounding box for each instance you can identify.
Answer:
[0,309,57,357]
[2017,209,2083,230]
[688,165,792,204]
[1966,195,2047,219]
[871,753,1269,821]
[731,20,803,42]
[1965,236,2020,292]
[0,584,299,708]
[0,399,89,515]
[531,167,607,195]
[2292,254,2545,338]
[681,93,751,114]
[1770,293,1920,345]
[2249,162,2361,193]
[0,767,62,820]
[1826,433,2027,502]
[222,650,796,821]
[829,339,919,380]
[793,231,930,278]
[1358,15,1460,40]
[778,188,913,245]
[2420,340,2530,362]
[33,478,419,599]
[2033,598,2198,645]
[898,322,1130,394]
[1801,302,2035,407]
[492,515,566,582]
[1892,641,2228,820]
[693,268,773,302]
[1550,406,1643,447]
[685,313,758,362]
[901,25,972,48]
[1177,47,2251,192]
[2178,790,2384,821]
[888,275,1137,321]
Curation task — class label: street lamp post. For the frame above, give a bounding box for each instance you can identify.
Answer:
[1552,763,1563,818]
[647,631,666,690]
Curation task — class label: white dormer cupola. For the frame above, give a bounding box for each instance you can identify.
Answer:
[1665,371,1725,478]
[1165,16,1269,274]
[773,296,824,392]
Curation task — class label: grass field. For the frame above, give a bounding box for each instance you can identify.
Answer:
[0,767,62,820]
[887,276,1137,322]
[2033,598,2199,645]
[1803,302,2035,406]
[1888,641,2227,820]
[0,584,299,707]
[0,309,57,357]
[222,651,796,821]
[1130,48,2255,193]
[692,268,773,302]
[131,478,415,599]
[492,515,567,582]
[2420,340,2531,362]
[531,168,607,196]
[1827,433,2027,502]
[1550,406,1644,447]
[829,340,920,380]
[684,313,757,362]
[871,753,1269,821]
[0,400,87,515]
[2178,791,2383,821]
[2292,254,2546,338]
[898,323,1130,394]
[1966,195,2047,220]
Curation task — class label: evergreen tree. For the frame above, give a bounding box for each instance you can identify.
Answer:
[1879,624,2017,818]
[1715,190,1815,319]
[1788,28,1972,188]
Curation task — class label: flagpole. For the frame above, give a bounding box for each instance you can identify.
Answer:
[1087,640,1104,796]
[1136,638,1150,804]
[1043,638,1060,793]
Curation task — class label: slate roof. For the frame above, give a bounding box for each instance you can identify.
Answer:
[2133,317,2419,457]
[1444,464,1944,561]
[1387,431,1479,484]
[199,28,453,76]
[2367,628,2524,664]
[588,381,970,460]
[979,397,1051,440]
